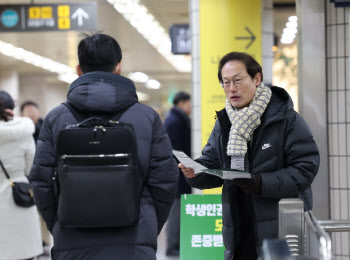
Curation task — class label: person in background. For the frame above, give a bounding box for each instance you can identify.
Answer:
[21,101,51,256]
[179,52,320,260]
[21,101,43,144]
[164,91,192,256]
[0,90,43,260]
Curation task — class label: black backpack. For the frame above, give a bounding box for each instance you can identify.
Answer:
[55,102,141,228]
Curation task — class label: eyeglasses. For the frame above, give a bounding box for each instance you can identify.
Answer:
[220,75,250,89]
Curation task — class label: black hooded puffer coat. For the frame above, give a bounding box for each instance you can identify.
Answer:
[29,72,178,260]
[186,86,320,260]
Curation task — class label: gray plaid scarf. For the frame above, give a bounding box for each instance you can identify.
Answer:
[225,83,272,170]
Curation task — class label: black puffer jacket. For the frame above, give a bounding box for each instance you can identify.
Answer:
[29,72,178,260]
[186,86,320,260]
[164,107,192,197]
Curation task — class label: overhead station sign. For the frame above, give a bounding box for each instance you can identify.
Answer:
[170,24,191,55]
[0,2,97,32]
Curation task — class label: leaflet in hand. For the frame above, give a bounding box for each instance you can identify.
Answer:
[172,150,208,174]
[201,169,251,180]
[172,150,251,180]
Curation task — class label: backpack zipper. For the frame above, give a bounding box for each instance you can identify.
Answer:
[93,126,106,132]
[61,153,130,160]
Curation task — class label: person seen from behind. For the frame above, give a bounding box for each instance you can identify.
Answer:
[0,90,43,260]
[29,33,178,260]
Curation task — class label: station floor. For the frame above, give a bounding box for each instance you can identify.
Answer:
[35,223,179,260]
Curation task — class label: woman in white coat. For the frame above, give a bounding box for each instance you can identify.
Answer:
[0,90,42,260]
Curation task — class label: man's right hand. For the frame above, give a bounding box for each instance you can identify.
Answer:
[178,163,196,178]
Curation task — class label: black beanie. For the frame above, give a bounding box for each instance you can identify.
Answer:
[0,90,15,110]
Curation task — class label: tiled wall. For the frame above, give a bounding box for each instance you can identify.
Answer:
[326,1,350,259]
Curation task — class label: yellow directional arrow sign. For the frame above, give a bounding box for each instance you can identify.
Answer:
[199,0,262,147]
[235,27,256,49]
[199,0,261,194]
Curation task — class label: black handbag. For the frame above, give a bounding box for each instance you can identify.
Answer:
[0,158,35,207]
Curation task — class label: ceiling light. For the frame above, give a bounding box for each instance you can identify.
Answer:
[128,72,149,83]
[280,38,293,44]
[280,16,298,45]
[281,33,296,39]
[288,16,297,23]
[146,79,161,89]
[0,40,159,94]
[137,91,150,101]
[128,71,162,90]
[0,40,77,84]
[286,21,297,29]
[106,0,191,73]
[283,28,297,34]
[58,73,79,84]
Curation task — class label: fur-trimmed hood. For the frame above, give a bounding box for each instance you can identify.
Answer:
[0,117,35,143]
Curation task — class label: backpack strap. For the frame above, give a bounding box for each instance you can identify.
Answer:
[62,102,86,122]
[62,102,132,123]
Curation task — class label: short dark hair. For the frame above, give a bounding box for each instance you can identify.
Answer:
[20,101,39,112]
[217,52,263,83]
[173,91,190,106]
[78,33,122,73]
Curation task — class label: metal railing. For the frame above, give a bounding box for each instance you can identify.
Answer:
[278,199,304,256]
[318,220,350,232]
[277,199,350,260]
[304,211,331,260]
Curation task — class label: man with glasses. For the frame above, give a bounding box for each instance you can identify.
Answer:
[179,52,319,260]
